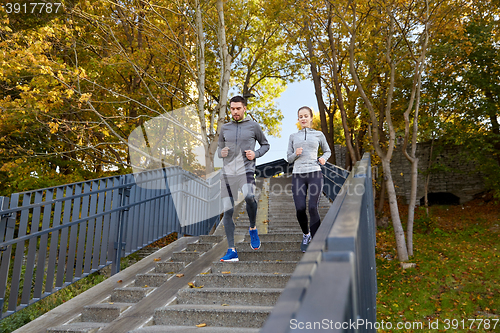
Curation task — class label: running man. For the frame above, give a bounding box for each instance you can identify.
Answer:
[218,95,270,262]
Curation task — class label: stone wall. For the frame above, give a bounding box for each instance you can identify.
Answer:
[390,142,484,204]
[333,143,485,204]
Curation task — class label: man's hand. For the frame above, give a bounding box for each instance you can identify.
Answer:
[318,157,326,165]
[296,147,303,156]
[221,147,229,158]
[245,150,256,160]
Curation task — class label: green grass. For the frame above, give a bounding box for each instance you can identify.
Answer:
[376,202,500,332]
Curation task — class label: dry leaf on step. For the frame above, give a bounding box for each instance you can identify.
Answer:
[176,273,184,278]
[196,323,207,327]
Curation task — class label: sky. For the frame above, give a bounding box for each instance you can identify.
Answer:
[256,80,318,165]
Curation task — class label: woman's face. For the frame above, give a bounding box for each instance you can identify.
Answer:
[298,109,313,129]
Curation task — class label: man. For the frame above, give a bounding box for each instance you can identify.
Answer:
[218,95,270,262]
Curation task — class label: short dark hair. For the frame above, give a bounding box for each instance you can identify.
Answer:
[230,95,247,106]
[298,106,313,117]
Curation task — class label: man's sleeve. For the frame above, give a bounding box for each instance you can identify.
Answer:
[217,127,225,158]
[254,123,270,158]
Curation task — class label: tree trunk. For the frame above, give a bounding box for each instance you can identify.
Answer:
[305,33,336,164]
[382,159,409,262]
[377,175,386,215]
[326,8,357,166]
[402,0,429,257]
[345,4,408,261]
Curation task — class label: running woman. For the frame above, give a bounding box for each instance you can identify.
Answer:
[287,106,331,252]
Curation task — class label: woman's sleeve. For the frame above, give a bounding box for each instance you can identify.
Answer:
[319,133,331,161]
[287,134,298,163]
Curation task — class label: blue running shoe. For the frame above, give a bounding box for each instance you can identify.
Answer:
[249,228,261,250]
[220,248,239,262]
[300,233,311,253]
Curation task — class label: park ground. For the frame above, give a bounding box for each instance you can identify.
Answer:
[376,194,500,332]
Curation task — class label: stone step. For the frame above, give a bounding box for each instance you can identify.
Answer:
[243,233,302,242]
[263,222,299,227]
[194,273,291,288]
[110,286,155,303]
[81,302,131,323]
[199,235,224,244]
[176,287,283,306]
[152,304,273,328]
[47,322,106,333]
[211,261,298,274]
[135,273,173,287]
[155,261,185,274]
[130,326,260,333]
[236,241,299,252]
[237,250,303,262]
[186,242,214,252]
[171,251,200,262]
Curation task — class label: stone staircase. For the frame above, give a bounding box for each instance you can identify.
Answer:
[43,176,331,333]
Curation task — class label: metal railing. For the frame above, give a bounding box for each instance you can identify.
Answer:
[0,166,220,319]
[262,153,377,333]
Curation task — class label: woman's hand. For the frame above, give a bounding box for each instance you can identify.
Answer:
[318,157,326,165]
[296,147,303,156]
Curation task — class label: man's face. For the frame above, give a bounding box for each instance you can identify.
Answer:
[230,102,246,121]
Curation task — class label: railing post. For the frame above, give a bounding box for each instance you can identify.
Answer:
[112,175,131,275]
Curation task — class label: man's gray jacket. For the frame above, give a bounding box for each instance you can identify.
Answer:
[217,116,270,175]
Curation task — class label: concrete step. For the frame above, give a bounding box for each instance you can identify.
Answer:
[171,251,200,262]
[194,273,291,288]
[243,233,302,242]
[154,261,185,274]
[46,322,106,333]
[186,242,214,252]
[81,302,131,323]
[152,304,273,328]
[135,273,173,287]
[212,261,298,274]
[264,222,299,227]
[130,326,260,333]
[110,287,155,303]
[176,287,283,306]
[237,250,303,262]
[199,235,224,244]
[237,241,299,251]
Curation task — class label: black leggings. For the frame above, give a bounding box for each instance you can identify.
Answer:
[292,171,324,237]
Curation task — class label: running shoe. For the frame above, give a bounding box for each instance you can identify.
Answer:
[220,248,239,262]
[301,233,311,253]
[249,228,261,250]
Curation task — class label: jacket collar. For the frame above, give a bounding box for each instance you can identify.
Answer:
[232,115,251,123]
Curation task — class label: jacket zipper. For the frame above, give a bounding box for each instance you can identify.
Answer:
[304,127,307,140]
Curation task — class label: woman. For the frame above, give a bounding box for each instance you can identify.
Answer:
[287,106,331,252]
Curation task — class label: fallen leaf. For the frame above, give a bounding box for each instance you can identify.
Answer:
[222,304,229,306]
[196,323,207,327]
[153,258,161,261]
[188,282,195,288]
[143,285,148,288]
[200,272,209,275]
[221,271,231,274]
[117,280,123,283]
[176,274,184,278]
